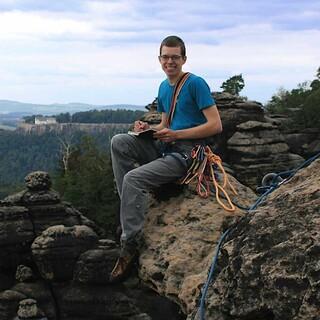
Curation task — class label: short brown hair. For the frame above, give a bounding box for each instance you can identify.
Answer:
[160,35,186,57]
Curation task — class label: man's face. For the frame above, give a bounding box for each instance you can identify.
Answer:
[159,45,186,79]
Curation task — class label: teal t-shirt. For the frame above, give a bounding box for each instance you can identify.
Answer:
[157,73,215,130]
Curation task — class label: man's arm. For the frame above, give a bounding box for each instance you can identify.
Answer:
[154,105,222,142]
[133,113,167,132]
[151,112,167,131]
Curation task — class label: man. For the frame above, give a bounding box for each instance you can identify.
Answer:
[109,35,222,282]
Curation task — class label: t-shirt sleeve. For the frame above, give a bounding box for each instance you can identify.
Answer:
[190,77,215,110]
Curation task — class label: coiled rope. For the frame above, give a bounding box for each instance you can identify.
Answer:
[180,145,238,212]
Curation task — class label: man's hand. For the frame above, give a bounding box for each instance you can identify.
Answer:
[153,128,178,142]
[133,121,149,132]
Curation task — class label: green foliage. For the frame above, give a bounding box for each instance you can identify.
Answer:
[0,131,61,192]
[266,66,320,129]
[53,136,119,236]
[0,127,127,197]
[295,88,320,128]
[23,114,42,124]
[23,109,144,124]
[0,183,24,200]
[221,74,245,95]
[55,112,71,123]
[67,109,144,124]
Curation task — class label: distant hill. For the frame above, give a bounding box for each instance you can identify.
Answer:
[0,100,146,127]
[0,100,145,115]
[0,124,15,131]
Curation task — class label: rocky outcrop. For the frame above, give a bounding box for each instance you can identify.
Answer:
[16,122,130,135]
[192,159,320,319]
[140,175,257,314]
[213,92,265,140]
[1,155,319,319]
[32,225,99,281]
[282,128,320,158]
[265,114,320,158]
[137,159,320,320]
[227,121,304,186]
[0,172,186,320]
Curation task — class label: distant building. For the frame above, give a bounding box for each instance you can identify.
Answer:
[34,116,57,125]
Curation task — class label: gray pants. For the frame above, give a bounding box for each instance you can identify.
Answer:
[110,133,191,250]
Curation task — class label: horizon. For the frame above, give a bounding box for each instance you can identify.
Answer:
[0,0,319,106]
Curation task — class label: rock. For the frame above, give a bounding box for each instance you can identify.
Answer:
[53,283,142,320]
[10,282,56,320]
[0,290,27,320]
[4,190,60,206]
[27,203,82,236]
[4,194,86,237]
[0,206,34,269]
[0,272,13,292]
[283,129,320,157]
[213,93,265,142]
[15,298,47,320]
[3,172,98,236]
[73,247,119,284]
[25,171,52,191]
[306,139,320,155]
[129,314,152,320]
[15,265,34,283]
[31,225,99,281]
[141,110,161,124]
[202,159,320,320]
[227,121,304,187]
[139,176,257,314]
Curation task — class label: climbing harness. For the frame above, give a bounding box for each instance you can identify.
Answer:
[180,145,238,212]
[195,151,320,320]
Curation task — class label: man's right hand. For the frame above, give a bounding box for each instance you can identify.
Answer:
[133,120,150,132]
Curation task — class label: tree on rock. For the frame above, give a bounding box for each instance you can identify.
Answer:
[310,67,320,91]
[54,135,119,236]
[221,74,245,95]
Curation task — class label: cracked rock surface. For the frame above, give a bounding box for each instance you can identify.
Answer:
[200,159,320,320]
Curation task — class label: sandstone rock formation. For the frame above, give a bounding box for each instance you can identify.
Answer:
[227,120,304,187]
[136,159,320,320]
[16,122,130,135]
[140,175,257,314]
[190,159,320,319]
[1,157,319,319]
[0,171,186,320]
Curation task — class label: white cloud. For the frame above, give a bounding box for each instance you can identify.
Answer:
[0,10,92,40]
[0,0,319,104]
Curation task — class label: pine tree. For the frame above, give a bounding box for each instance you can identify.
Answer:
[221,74,245,95]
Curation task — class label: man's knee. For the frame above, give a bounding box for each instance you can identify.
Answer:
[111,133,130,154]
[123,169,141,189]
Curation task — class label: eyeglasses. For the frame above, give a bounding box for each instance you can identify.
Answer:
[159,55,183,62]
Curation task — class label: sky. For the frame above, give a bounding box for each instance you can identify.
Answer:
[0,0,319,107]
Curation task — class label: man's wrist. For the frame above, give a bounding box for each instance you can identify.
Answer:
[175,130,183,140]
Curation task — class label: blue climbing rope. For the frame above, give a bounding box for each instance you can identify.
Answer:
[199,228,231,320]
[197,151,320,319]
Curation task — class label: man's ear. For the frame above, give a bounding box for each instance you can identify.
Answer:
[183,56,187,64]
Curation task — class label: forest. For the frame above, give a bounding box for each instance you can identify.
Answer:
[265,67,320,129]
[23,108,145,124]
